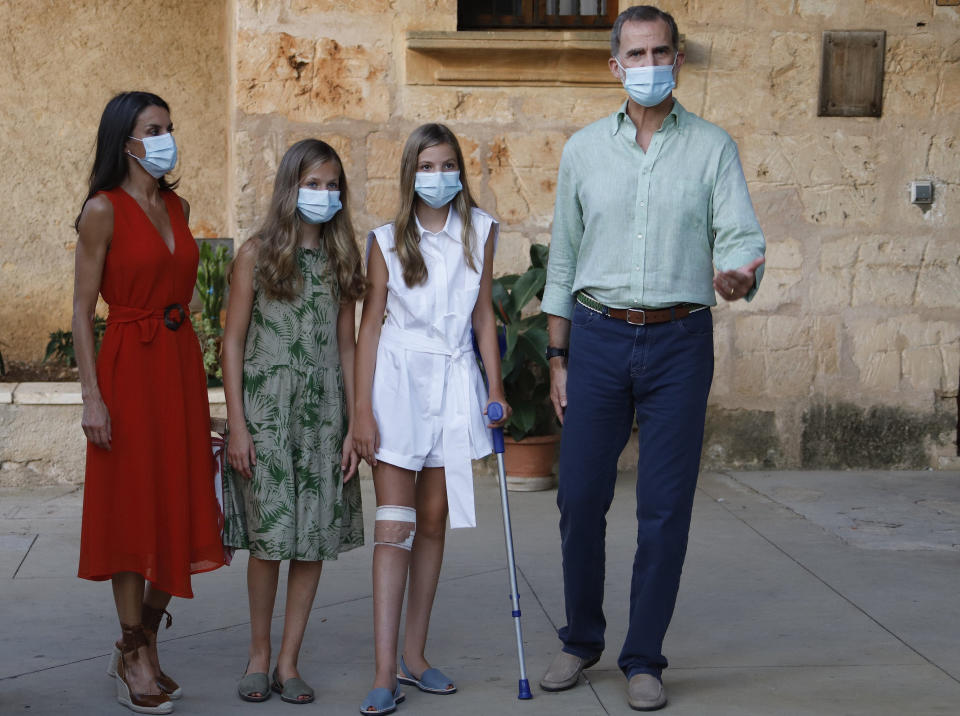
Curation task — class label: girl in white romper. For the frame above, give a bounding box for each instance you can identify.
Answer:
[354,123,510,715]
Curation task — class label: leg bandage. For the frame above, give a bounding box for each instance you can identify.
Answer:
[374,505,416,551]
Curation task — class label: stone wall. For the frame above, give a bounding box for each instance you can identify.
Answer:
[2,0,958,469]
[0,0,230,361]
[230,0,959,468]
[0,384,229,486]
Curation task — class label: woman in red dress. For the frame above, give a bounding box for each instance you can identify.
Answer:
[74,91,226,714]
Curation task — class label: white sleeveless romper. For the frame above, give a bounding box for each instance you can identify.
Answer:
[368,207,498,528]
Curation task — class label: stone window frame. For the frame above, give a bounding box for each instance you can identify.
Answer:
[458,1,617,30]
[405,28,618,87]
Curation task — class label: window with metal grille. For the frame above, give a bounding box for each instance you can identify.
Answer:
[458,1,617,30]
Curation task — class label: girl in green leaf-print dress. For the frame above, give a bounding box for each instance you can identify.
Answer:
[221,140,366,704]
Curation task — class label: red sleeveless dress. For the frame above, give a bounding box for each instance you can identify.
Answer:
[78,188,225,598]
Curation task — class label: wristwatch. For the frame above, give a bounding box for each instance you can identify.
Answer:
[545,346,568,361]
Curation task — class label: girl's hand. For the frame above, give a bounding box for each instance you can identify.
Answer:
[353,409,380,467]
[81,396,112,450]
[341,431,360,483]
[484,397,512,429]
[227,427,257,479]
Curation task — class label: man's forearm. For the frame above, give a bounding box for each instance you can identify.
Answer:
[548,314,572,351]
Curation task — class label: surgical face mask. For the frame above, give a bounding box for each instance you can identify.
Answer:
[127,133,178,178]
[616,55,677,108]
[415,171,462,209]
[297,187,341,224]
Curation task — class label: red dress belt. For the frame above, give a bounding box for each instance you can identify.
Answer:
[107,303,189,342]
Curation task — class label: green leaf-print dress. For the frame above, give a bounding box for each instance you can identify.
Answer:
[222,246,363,561]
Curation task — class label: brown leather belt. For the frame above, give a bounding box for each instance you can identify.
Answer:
[576,292,707,326]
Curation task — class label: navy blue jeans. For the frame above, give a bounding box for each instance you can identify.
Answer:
[556,302,714,679]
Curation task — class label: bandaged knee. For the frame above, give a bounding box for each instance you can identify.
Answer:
[374,505,416,551]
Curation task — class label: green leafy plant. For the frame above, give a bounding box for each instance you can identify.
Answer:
[193,241,231,386]
[197,243,230,329]
[491,243,556,442]
[191,314,223,386]
[44,317,107,367]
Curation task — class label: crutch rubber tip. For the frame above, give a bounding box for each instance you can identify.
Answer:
[518,679,533,700]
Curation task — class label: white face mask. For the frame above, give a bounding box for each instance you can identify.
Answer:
[616,55,677,107]
[297,187,341,224]
[127,133,178,178]
[415,171,462,209]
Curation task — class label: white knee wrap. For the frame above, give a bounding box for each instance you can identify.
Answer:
[374,505,416,551]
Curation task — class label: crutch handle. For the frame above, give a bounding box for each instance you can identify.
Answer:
[488,401,505,454]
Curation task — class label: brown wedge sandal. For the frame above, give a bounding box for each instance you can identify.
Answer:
[142,604,182,699]
[114,623,173,715]
[108,607,181,699]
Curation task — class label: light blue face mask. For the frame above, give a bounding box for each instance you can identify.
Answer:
[297,187,341,224]
[127,133,178,178]
[415,171,462,209]
[616,55,677,108]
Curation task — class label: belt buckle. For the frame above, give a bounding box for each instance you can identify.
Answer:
[625,308,646,325]
[163,303,186,331]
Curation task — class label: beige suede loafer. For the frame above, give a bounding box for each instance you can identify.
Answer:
[627,673,667,711]
[539,650,600,692]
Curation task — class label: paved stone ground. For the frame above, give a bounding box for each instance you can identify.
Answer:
[1,470,959,715]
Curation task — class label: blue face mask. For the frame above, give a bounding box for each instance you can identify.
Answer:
[415,171,462,209]
[616,55,677,108]
[127,133,178,178]
[297,187,341,224]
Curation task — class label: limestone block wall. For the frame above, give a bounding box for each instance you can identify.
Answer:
[0,384,228,486]
[0,0,230,362]
[1,0,957,471]
[696,0,960,469]
[229,0,959,468]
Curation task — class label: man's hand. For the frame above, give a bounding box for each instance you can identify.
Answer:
[714,256,765,301]
[549,358,568,425]
[546,314,572,425]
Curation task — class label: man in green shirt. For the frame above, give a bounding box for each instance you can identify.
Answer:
[539,5,765,711]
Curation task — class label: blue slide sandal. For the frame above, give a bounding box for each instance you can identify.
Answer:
[359,683,405,715]
[397,656,457,695]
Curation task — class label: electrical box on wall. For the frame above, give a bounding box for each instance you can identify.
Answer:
[910,181,934,205]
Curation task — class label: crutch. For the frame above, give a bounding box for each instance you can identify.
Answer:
[487,401,533,700]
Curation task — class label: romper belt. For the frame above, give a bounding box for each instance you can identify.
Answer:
[379,324,478,529]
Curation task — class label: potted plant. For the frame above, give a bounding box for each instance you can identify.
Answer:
[490,243,560,491]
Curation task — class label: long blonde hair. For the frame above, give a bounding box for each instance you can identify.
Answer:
[394,123,478,287]
[254,139,365,302]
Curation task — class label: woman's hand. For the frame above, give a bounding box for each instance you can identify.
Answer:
[81,397,112,450]
[341,430,360,483]
[353,409,380,467]
[484,397,512,429]
[227,426,257,479]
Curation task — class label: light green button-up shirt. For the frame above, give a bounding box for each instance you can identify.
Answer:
[542,100,765,319]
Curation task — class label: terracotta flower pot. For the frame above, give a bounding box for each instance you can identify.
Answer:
[503,434,561,492]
